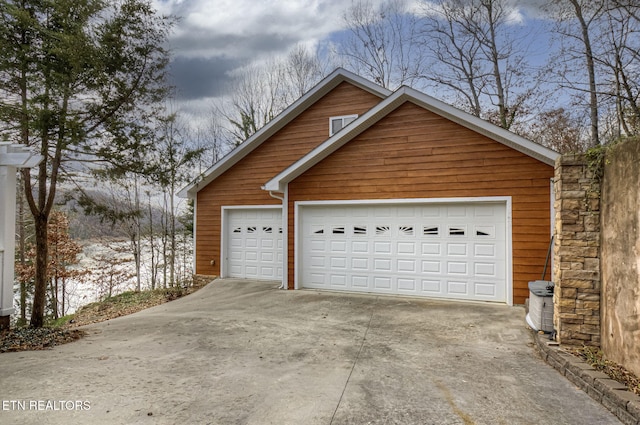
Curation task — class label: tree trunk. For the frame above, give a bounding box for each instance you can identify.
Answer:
[148,194,156,290]
[169,181,176,286]
[50,275,58,321]
[30,214,48,328]
[569,0,600,147]
[61,277,66,317]
[134,175,141,292]
[162,195,168,288]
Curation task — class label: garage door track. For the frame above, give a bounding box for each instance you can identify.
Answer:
[0,279,620,424]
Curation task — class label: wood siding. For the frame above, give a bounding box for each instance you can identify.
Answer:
[287,101,554,304]
[195,82,383,276]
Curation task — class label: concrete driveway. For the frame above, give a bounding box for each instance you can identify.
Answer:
[0,279,620,425]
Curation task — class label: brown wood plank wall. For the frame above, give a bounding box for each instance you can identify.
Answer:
[287,101,554,304]
[195,82,384,276]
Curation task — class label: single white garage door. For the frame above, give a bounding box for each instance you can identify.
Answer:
[226,208,283,280]
[299,202,507,302]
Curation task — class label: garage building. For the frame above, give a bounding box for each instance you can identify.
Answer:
[180,69,558,305]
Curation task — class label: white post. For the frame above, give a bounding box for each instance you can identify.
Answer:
[0,143,42,330]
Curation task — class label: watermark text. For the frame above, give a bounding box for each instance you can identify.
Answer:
[2,400,91,411]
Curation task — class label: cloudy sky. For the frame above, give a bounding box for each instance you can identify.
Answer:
[154,0,353,103]
[152,0,550,121]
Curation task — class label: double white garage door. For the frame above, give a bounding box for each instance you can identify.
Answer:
[226,201,508,303]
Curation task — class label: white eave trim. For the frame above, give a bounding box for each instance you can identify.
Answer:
[177,68,391,199]
[263,86,559,192]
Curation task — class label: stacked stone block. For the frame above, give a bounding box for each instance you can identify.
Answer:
[553,154,601,347]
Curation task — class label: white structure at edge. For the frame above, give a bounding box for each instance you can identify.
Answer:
[0,143,42,319]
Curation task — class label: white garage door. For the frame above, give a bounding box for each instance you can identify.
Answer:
[226,208,283,280]
[299,202,507,302]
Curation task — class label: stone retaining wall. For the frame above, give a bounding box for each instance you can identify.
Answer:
[534,334,640,425]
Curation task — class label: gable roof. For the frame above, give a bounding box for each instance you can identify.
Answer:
[263,86,560,192]
[178,68,392,199]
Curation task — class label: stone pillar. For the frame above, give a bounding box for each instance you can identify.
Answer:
[553,154,601,346]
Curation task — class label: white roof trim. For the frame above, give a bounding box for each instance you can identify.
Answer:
[263,86,559,192]
[177,68,392,199]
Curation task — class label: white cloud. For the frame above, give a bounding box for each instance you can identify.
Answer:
[152,0,372,101]
[155,0,350,60]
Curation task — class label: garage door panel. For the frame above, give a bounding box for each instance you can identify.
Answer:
[374,241,392,253]
[422,279,441,293]
[474,262,496,277]
[447,243,467,256]
[398,278,417,291]
[422,260,441,273]
[447,205,468,217]
[352,257,369,269]
[352,241,369,253]
[474,243,497,257]
[397,259,417,272]
[330,257,347,269]
[310,240,325,251]
[260,252,274,262]
[374,258,392,271]
[397,242,416,254]
[352,275,369,287]
[374,277,392,289]
[447,261,468,275]
[310,273,325,285]
[331,274,347,286]
[330,240,347,252]
[260,239,274,249]
[475,282,497,296]
[299,202,507,302]
[448,281,468,294]
[422,243,441,255]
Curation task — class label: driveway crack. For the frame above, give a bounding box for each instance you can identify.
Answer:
[329,296,378,424]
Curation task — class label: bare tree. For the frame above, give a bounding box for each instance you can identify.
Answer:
[78,173,145,291]
[145,190,158,290]
[150,113,203,287]
[526,108,589,153]
[419,1,485,116]
[339,0,427,89]
[419,0,540,130]
[596,2,640,137]
[547,0,640,144]
[285,44,326,98]
[88,243,135,300]
[547,0,605,146]
[196,108,231,172]
[220,45,327,146]
[220,62,289,145]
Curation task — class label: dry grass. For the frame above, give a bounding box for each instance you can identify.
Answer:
[573,346,640,395]
[0,280,209,353]
[68,282,206,327]
[0,327,85,353]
